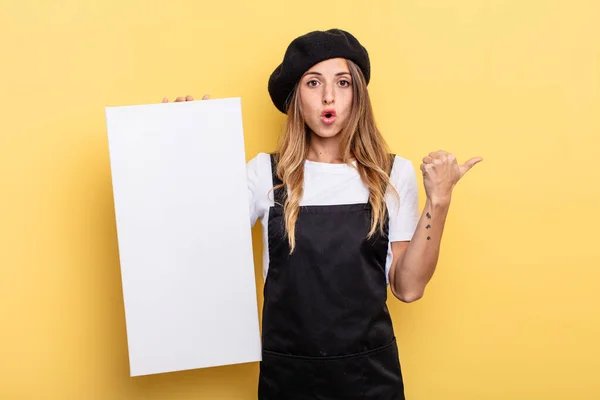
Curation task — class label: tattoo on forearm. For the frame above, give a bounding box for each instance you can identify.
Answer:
[426,213,432,240]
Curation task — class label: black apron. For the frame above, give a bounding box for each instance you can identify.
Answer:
[258,154,405,400]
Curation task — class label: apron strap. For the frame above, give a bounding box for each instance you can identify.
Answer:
[270,153,286,207]
[366,153,396,207]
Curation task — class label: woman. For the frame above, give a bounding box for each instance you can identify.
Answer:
[164,28,481,400]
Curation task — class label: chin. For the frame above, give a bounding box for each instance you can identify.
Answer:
[307,123,343,139]
[312,130,341,139]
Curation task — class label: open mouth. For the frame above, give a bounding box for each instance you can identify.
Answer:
[321,110,337,125]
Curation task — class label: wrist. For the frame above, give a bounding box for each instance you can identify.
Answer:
[427,194,452,208]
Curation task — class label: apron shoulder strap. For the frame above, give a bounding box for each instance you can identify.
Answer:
[270,153,286,206]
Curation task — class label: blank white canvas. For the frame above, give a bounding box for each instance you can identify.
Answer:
[105,97,261,377]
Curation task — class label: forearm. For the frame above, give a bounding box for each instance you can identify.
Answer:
[391,197,450,301]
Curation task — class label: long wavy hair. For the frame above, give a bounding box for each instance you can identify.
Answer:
[274,59,397,253]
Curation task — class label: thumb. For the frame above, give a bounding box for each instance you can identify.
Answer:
[459,157,483,177]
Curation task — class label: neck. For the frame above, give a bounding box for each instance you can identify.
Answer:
[306,132,346,164]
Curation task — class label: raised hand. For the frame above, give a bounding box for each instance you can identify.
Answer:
[420,150,483,204]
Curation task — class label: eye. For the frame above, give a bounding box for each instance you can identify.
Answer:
[307,80,320,87]
[338,79,352,87]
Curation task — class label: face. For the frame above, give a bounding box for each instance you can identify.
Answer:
[298,58,354,139]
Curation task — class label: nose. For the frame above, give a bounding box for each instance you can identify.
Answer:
[322,84,335,105]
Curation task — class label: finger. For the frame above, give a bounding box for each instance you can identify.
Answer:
[162,97,168,103]
[422,163,435,174]
[424,163,435,175]
[433,158,444,165]
[459,157,483,177]
[186,95,194,101]
[202,94,210,100]
[429,150,447,158]
[423,156,433,164]
[175,97,186,102]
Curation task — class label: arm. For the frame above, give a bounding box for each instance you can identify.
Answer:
[389,198,450,302]
[389,150,482,303]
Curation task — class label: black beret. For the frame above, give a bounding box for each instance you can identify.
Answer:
[268,28,371,114]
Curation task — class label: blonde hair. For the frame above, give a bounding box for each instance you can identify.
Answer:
[274,59,396,253]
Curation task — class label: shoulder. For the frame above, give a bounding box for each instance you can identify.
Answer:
[390,154,417,184]
[246,153,274,222]
[387,155,420,241]
[247,152,272,171]
[247,152,274,181]
[247,152,275,192]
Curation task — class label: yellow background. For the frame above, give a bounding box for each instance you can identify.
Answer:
[1,0,599,398]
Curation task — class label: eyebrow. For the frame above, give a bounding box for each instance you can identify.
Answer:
[303,71,351,77]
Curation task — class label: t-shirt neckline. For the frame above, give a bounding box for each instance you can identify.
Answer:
[304,159,357,170]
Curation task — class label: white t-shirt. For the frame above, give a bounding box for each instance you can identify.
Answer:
[247,153,420,283]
